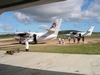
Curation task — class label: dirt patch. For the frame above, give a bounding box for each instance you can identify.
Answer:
[0,38,100,47]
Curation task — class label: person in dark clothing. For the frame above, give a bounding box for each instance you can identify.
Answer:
[82,36,85,43]
[73,37,76,43]
[33,34,37,44]
[79,33,81,37]
[77,36,80,44]
[77,33,81,44]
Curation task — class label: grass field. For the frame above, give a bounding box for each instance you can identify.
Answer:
[16,42,100,55]
[0,33,100,55]
[1,42,100,55]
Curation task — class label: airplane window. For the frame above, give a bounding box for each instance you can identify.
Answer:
[29,36,32,38]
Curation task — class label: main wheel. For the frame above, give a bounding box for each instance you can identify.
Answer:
[19,41,21,44]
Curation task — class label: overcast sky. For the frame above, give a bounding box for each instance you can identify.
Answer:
[0,0,100,32]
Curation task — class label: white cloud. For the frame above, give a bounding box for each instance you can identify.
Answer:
[0,24,3,28]
[88,0,100,13]
[14,12,31,25]
[95,16,100,23]
[13,0,84,22]
[0,23,13,31]
[13,0,100,23]
[81,0,100,18]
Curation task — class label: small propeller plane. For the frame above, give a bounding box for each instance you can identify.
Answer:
[14,19,62,44]
[66,26,94,37]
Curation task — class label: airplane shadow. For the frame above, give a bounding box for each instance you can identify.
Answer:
[29,42,47,45]
[0,64,85,75]
[0,43,22,48]
[0,42,47,49]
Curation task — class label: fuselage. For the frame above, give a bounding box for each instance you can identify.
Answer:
[66,26,94,37]
[66,31,92,38]
[14,19,62,44]
[14,32,57,43]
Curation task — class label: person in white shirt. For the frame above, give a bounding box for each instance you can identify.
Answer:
[25,38,29,51]
[58,37,61,44]
[62,38,65,44]
[68,36,71,44]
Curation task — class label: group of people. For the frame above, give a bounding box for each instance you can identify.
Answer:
[68,35,85,44]
[58,37,65,44]
[58,35,85,44]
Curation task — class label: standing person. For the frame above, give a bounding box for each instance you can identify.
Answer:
[58,37,61,44]
[73,37,76,43]
[82,36,85,43]
[25,38,29,51]
[68,36,71,44]
[77,36,80,44]
[62,37,65,44]
[33,34,37,44]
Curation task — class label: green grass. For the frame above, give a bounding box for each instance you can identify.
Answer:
[29,43,100,54]
[0,35,14,39]
[0,34,100,55]
[2,42,99,55]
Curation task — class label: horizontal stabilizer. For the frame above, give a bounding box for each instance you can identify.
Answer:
[38,25,55,33]
[38,25,49,30]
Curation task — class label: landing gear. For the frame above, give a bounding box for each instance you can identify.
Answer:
[19,41,21,44]
[34,40,37,44]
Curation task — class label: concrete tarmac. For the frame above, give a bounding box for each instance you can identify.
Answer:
[0,51,100,75]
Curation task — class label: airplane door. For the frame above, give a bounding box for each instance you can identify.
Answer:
[79,33,81,37]
[33,34,37,44]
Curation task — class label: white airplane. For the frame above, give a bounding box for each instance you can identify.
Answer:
[66,26,94,37]
[14,19,62,44]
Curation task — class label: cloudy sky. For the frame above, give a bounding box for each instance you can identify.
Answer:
[0,0,100,32]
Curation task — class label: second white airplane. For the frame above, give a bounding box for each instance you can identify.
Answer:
[14,19,62,44]
[66,26,94,37]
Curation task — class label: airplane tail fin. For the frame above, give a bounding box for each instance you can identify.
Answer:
[49,19,62,35]
[83,26,94,36]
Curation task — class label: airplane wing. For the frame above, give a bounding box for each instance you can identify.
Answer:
[0,32,31,37]
[0,0,65,14]
[14,32,30,36]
